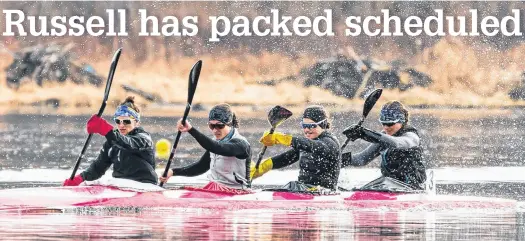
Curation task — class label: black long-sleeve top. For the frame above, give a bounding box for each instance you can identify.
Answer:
[271,131,341,190]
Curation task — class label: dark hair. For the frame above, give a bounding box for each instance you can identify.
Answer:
[303,105,331,129]
[382,101,409,125]
[231,112,239,128]
[210,103,239,128]
[120,96,140,113]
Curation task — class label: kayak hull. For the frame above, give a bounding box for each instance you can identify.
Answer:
[0,184,517,212]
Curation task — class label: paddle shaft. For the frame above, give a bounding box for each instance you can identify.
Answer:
[70,134,93,179]
[160,60,202,187]
[340,89,382,151]
[255,127,275,170]
[70,104,106,180]
[69,48,121,180]
[159,116,188,187]
[340,115,365,150]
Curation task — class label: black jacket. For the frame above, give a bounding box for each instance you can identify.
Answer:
[271,131,341,190]
[80,127,157,184]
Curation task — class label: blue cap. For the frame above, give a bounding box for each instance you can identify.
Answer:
[379,108,405,124]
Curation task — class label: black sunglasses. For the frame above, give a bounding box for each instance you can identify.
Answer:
[381,122,396,127]
[114,119,133,125]
[208,123,227,130]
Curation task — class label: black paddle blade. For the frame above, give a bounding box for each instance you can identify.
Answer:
[268,105,293,128]
[187,60,202,104]
[70,48,122,180]
[160,60,203,187]
[362,88,382,119]
[181,60,203,125]
[102,48,121,102]
[96,48,122,117]
[342,88,383,150]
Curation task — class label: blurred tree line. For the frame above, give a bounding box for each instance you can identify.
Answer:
[1,1,525,63]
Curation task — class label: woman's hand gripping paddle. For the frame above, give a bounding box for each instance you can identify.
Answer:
[341,88,383,150]
[69,48,122,180]
[160,60,202,187]
[255,106,293,168]
[234,106,293,188]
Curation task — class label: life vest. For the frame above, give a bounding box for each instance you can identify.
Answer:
[297,131,341,190]
[207,129,251,188]
[380,126,426,189]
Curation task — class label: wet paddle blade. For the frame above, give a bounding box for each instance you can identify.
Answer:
[268,105,293,128]
[362,88,383,120]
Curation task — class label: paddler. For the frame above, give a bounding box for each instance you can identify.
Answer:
[341,100,427,189]
[158,103,251,189]
[63,96,158,186]
[251,105,341,191]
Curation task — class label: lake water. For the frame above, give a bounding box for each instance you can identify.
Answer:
[0,109,525,240]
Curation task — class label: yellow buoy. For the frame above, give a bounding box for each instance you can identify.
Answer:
[155,138,171,160]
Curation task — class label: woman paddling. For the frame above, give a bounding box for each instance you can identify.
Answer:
[251,105,341,192]
[341,100,426,189]
[158,103,251,190]
[63,96,157,186]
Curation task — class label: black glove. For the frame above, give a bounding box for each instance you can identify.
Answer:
[343,125,382,143]
[360,127,382,143]
[342,124,365,141]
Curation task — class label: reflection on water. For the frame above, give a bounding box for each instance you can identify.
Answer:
[0,209,520,241]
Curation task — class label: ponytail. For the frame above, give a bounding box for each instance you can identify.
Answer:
[121,96,141,113]
[231,112,239,128]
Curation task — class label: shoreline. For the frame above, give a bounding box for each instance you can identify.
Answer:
[0,102,520,120]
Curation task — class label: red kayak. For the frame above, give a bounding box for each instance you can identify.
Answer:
[0,178,516,212]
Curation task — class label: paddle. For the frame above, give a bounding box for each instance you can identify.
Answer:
[69,48,122,180]
[159,60,203,187]
[232,106,293,188]
[341,88,382,150]
[254,106,293,170]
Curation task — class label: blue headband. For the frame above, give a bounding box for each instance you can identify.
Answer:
[379,108,405,124]
[114,105,140,121]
